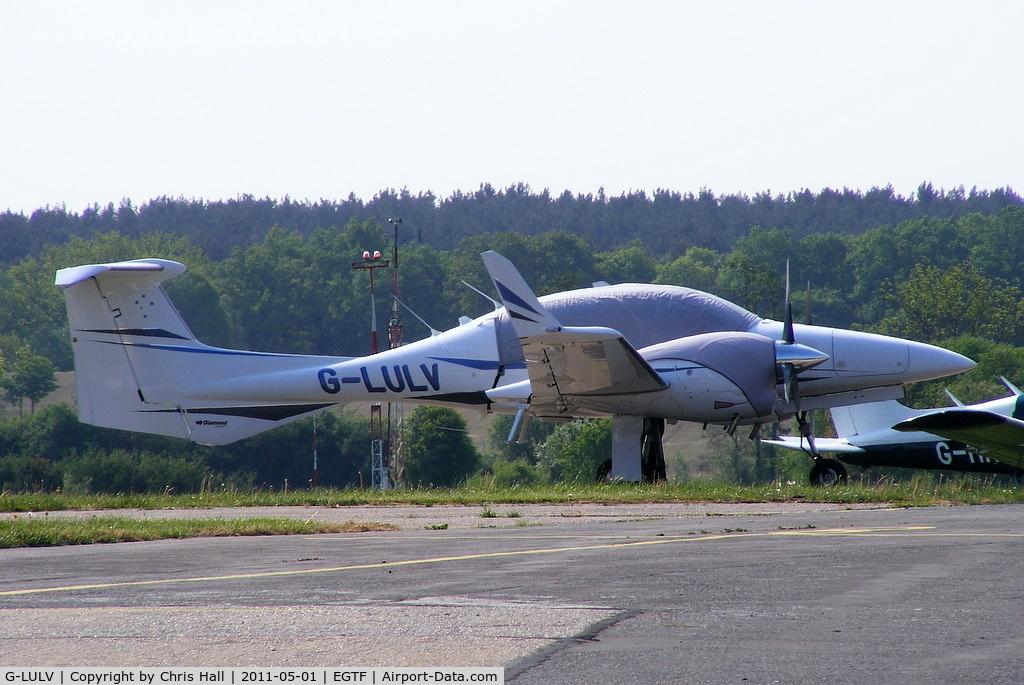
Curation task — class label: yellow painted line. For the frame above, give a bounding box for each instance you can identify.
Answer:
[770,526,935,535]
[0,525,979,598]
[1,537,692,597]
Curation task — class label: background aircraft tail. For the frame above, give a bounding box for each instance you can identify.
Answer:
[56,259,334,444]
[829,399,921,438]
[766,399,922,454]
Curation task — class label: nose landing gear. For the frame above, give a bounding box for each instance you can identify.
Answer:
[796,410,848,486]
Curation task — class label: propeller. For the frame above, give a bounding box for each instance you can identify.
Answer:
[776,261,829,406]
[783,261,795,346]
[775,261,829,459]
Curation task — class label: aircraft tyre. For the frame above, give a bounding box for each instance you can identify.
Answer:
[596,459,613,483]
[809,458,848,487]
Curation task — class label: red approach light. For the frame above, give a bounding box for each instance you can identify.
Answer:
[373,250,382,259]
[362,251,371,260]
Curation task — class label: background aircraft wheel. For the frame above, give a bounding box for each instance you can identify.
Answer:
[596,459,612,482]
[809,458,848,487]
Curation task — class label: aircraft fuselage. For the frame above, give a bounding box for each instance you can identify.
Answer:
[839,440,1021,476]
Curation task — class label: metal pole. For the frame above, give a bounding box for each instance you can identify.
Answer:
[311,413,319,488]
[387,219,406,487]
[352,251,390,489]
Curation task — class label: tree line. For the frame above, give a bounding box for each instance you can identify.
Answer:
[5,207,1023,371]
[1,182,1019,263]
[1,197,1024,491]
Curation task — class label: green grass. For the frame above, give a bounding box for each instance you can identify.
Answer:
[3,476,1023,513]
[0,515,396,548]
[2,477,1022,548]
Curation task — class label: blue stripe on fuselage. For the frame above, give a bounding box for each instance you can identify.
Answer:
[90,337,527,371]
[93,339,318,359]
[428,357,508,370]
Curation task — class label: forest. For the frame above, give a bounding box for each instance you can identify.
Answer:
[0,183,1023,492]
[2,182,1020,261]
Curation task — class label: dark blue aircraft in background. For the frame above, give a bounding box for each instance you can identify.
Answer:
[767,380,1024,485]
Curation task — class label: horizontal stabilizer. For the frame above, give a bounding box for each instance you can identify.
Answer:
[56,259,185,288]
[764,437,866,454]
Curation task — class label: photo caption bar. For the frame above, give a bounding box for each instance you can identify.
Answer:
[0,669,503,685]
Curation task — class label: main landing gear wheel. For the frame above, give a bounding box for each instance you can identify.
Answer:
[809,458,848,487]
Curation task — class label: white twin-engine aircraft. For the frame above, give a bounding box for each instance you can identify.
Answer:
[55,251,975,482]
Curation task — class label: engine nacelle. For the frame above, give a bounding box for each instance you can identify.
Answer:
[641,332,779,423]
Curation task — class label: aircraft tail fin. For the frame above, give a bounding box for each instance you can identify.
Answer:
[56,259,331,444]
[829,399,919,438]
[480,251,562,336]
[56,259,197,345]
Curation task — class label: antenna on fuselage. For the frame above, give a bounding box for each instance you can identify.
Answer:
[392,294,441,337]
[462,280,502,310]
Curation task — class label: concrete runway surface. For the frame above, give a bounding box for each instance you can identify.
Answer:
[3,502,1024,684]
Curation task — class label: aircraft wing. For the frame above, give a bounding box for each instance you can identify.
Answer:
[481,251,666,416]
[518,325,667,415]
[893,409,1024,469]
[763,437,866,454]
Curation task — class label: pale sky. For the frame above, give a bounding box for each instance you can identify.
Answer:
[2,0,1022,215]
